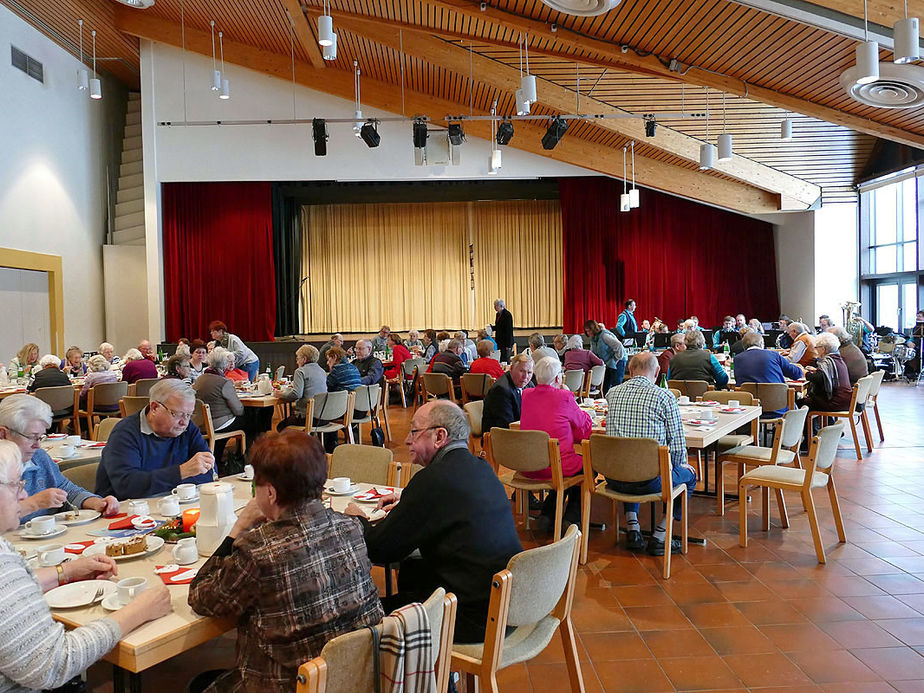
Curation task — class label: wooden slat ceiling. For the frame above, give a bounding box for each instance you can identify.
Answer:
[11,0,917,207]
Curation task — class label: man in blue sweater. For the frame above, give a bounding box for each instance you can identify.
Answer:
[732,331,805,416]
[96,379,215,499]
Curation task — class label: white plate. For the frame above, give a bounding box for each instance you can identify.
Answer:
[53,509,102,526]
[83,535,165,561]
[325,484,359,496]
[14,544,37,560]
[45,580,116,609]
[19,525,67,540]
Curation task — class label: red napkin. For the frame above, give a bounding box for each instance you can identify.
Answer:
[108,514,138,530]
[155,565,199,585]
[82,442,106,448]
[355,487,394,500]
[64,541,95,555]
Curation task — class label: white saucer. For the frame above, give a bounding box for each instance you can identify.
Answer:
[325,484,359,496]
[19,526,67,540]
[177,493,199,504]
[101,595,125,611]
[236,474,255,482]
[55,451,78,459]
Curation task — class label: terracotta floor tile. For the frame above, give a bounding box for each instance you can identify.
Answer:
[866,574,924,595]
[787,597,866,623]
[530,630,590,664]
[875,618,924,647]
[697,563,755,583]
[898,594,924,614]
[843,595,923,620]
[721,652,813,688]
[642,628,714,658]
[818,574,886,597]
[818,684,894,693]
[745,561,805,581]
[659,654,742,691]
[699,625,776,655]
[761,623,841,652]
[527,661,603,693]
[662,580,727,605]
[681,602,753,629]
[612,583,674,607]
[580,631,652,661]
[855,542,922,559]
[733,600,809,625]
[624,604,693,631]
[762,578,832,599]
[713,580,777,602]
[850,646,924,681]
[818,620,904,649]
[495,663,531,689]
[889,680,924,693]
[593,659,674,693]
[786,648,882,684]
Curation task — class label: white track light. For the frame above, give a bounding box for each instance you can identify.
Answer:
[781,118,793,140]
[699,142,715,170]
[894,17,920,64]
[220,78,230,99]
[89,78,101,99]
[515,88,530,115]
[628,188,640,208]
[521,74,537,104]
[318,14,334,46]
[323,33,337,60]
[717,132,733,161]
[856,41,880,83]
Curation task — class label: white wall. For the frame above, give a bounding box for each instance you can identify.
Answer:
[0,5,123,353]
[814,202,859,326]
[769,211,816,324]
[0,268,51,361]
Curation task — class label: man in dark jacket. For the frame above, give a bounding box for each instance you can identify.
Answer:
[480,354,534,433]
[491,298,515,363]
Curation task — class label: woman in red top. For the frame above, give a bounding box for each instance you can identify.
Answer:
[383,333,412,380]
[468,340,505,380]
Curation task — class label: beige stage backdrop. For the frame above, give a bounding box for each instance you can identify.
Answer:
[301,200,562,334]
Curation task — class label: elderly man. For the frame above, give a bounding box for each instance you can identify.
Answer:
[491,298,514,363]
[481,353,534,433]
[346,401,522,643]
[667,330,729,389]
[615,299,639,339]
[657,333,685,380]
[785,322,818,367]
[828,326,869,385]
[584,320,626,395]
[430,338,468,382]
[352,339,384,387]
[138,339,156,362]
[733,332,804,416]
[370,326,390,354]
[527,333,558,366]
[318,334,344,372]
[606,353,697,555]
[0,395,120,522]
[96,379,215,499]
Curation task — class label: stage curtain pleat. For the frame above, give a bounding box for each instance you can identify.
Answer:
[272,185,302,336]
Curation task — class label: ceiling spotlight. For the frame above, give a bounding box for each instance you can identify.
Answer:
[894,16,920,64]
[360,120,380,148]
[114,0,155,7]
[353,110,363,137]
[448,122,465,146]
[717,132,732,161]
[496,120,514,145]
[644,115,657,137]
[219,78,230,99]
[541,117,568,150]
[781,118,793,140]
[323,33,337,60]
[521,74,537,104]
[312,118,328,156]
[318,13,334,47]
[413,120,428,149]
[855,40,880,84]
[491,149,502,171]
[699,142,715,170]
[628,188,640,208]
[515,88,530,116]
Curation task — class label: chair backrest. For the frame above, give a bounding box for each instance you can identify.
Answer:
[90,381,129,408]
[668,388,682,399]
[192,399,216,440]
[313,390,350,420]
[854,373,875,409]
[32,385,76,413]
[275,365,286,381]
[677,380,712,400]
[505,524,580,627]
[586,434,665,485]
[352,384,381,417]
[738,382,790,413]
[119,395,149,418]
[487,427,556,474]
[461,373,492,399]
[563,369,585,393]
[132,378,159,398]
[398,461,425,487]
[780,406,809,449]
[588,365,606,387]
[94,417,120,442]
[329,444,394,485]
[422,372,453,397]
[703,390,755,406]
[403,358,426,377]
[464,400,484,437]
[62,462,98,490]
[867,368,885,398]
[806,422,846,474]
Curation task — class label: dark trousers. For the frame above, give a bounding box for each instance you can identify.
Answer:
[500,346,512,363]
[608,464,697,521]
[540,486,582,524]
[602,360,626,396]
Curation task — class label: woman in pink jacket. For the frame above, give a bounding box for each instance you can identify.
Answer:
[520,356,593,532]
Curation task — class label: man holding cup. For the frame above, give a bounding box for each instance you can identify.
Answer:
[96,380,215,500]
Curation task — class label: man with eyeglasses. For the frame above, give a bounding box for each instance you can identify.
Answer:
[96,379,215,499]
[0,395,120,522]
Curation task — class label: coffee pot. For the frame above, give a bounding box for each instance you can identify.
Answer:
[195,482,236,556]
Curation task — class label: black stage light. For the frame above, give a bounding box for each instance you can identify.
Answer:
[413,120,429,148]
[312,118,328,156]
[360,120,380,148]
[448,122,465,146]
[496,120,514,145]
[541,116,568,150]
[644,115,657,137]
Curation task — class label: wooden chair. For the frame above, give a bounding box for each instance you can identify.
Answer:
[297,588,458,693]
[806,373,875,461]
[93,417,121,442]
[668,379,714,400]
[865,369,886,443]
[397,461,424,487]
[75,381,127,439]
[580,434,687,577]
[460,372,493,403]
[32,386,77,433]
[62,462,98,490]
[350,384,386,444]
[739,422,847,563]
[737,381,794,445]
[274,365,286,381]
[668,388,682,399]
[327,444,397,486]
[484,428,587,546]
[716,407,809,516]
[582,365,605,399]
[563,369,585,396]
[192,400,247,456]
[398,358,426,409]
[130,378,159,398]
[451,525,585,693]
[119,395,149,418]
[304,391,355,444]
[464,400,485,453]
[421,372,457,404]
[378,381,393,441]
[702,390,759,454]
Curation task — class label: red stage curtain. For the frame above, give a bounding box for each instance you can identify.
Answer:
[560,177,780,333]
[162,182,276,342]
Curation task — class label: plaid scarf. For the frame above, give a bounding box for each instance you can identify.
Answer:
[377,602,436,693]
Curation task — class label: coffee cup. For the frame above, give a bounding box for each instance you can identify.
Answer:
[116,577,147,605]
[172,484,197,500]
[25,516,56,536]
[678,395,691,405]
[582,397,594,406]
[65,435,81,447]
[159,496,180,517]
[242,464,254,480]
[701,409,716,421]
[172,537,198,565]
[38,543,65,566]
[727,400,740,408]
[128,500,150,516]
[56,444,76,458]
[331,477,351,494]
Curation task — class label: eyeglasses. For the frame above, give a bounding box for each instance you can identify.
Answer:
[407,425,442,438]
[154,401,194,422]
[0,479,26,493]
[10,429,45,445]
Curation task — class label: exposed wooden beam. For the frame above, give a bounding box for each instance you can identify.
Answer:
[421,0,924,149]
[281,0,326,69]
[327,11,820,207]
[113,7,784,214]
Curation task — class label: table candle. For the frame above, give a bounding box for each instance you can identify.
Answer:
[182,508,200,533]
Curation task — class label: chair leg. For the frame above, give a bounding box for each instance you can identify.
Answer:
[873,401,884,442]
[716,458,725,516]
[553,489,564,541]
[802,489,826,564]
[558,618,586,692]
[612,502,620,548]
[680,491,688,554]
[774,488,789,528]
[849,417,862,460]
[580,484,591,565]
[663,497,674,579]
[827,478,847,543]
[739,482,749,548]
[760,486,770,532]
[860,410,874,452]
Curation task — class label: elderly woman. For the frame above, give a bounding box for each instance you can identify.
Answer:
[163,354,192,382]
[98,342,120,366]
[563,334,603,373]
[188,431,383,693]
[188,339,208,382]
[192,347,248,468]
[0,395,119,522]
[421,329,438,361]
[26,355,71,395]
[275,345,327,430]
[799,332,853,413]
[0,439,171,692]
[552,333,569,360]
[220,348,249,383]
[325,347,361,392]
[209,320,260,382]
[405,329,424,355]
[120,348,158,384]
[520,357,593,531]
[9,343,39,377]
[827,326,869,385]
[60,346,87,377]
[785,322,818,367]
[383,332,412,380]
[79,355,120,410]
[667,330,730,389]
[469,339,505,379]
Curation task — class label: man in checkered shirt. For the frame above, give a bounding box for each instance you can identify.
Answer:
[604,352,697,556]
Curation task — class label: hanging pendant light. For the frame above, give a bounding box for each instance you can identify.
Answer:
[520,34,537,104]
[77,20,89,90]
[620,146,631,212]
[318,0,334,47]
[210,21,221,90]
[515,88,530,115]
[323,33,337,60]
[89,30,101,99]
[489,102,502,174]
[717,92,732,161]
[628,141,639,208]
[218,31,230,99]
[781,118,793,140]
[353,62,363,137]
[894,2,919,64]
[855,0,880,84]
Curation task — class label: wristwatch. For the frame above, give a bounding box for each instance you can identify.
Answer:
[56,564,68,586]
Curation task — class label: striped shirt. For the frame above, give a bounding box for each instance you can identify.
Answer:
[604,376,687,469]
[0,539,121,693]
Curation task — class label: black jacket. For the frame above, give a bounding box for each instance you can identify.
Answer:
[481,371,534,434]
[493,308,514,349]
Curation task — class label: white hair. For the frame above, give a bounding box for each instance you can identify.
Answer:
[175,343,191,358]
[567,334,583,350]
[533,356,562,385]
[0,394,53,432]
[208,346,231,370]
[87,354,110,372]
[38,354,60,369]
[149,378,195,405]
[494,299,505,309]
[123,348,143,362]
[789,322,808,336]
[99,342,114,353]
[815,332,840,353]
[408,329,419,340]
[0,439,22,485]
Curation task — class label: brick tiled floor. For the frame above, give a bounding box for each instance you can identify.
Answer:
[84,381,924,691]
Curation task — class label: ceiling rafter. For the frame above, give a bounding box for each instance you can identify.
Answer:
[281,0,326,69]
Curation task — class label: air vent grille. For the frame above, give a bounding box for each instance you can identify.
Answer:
[11,45,44,84]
